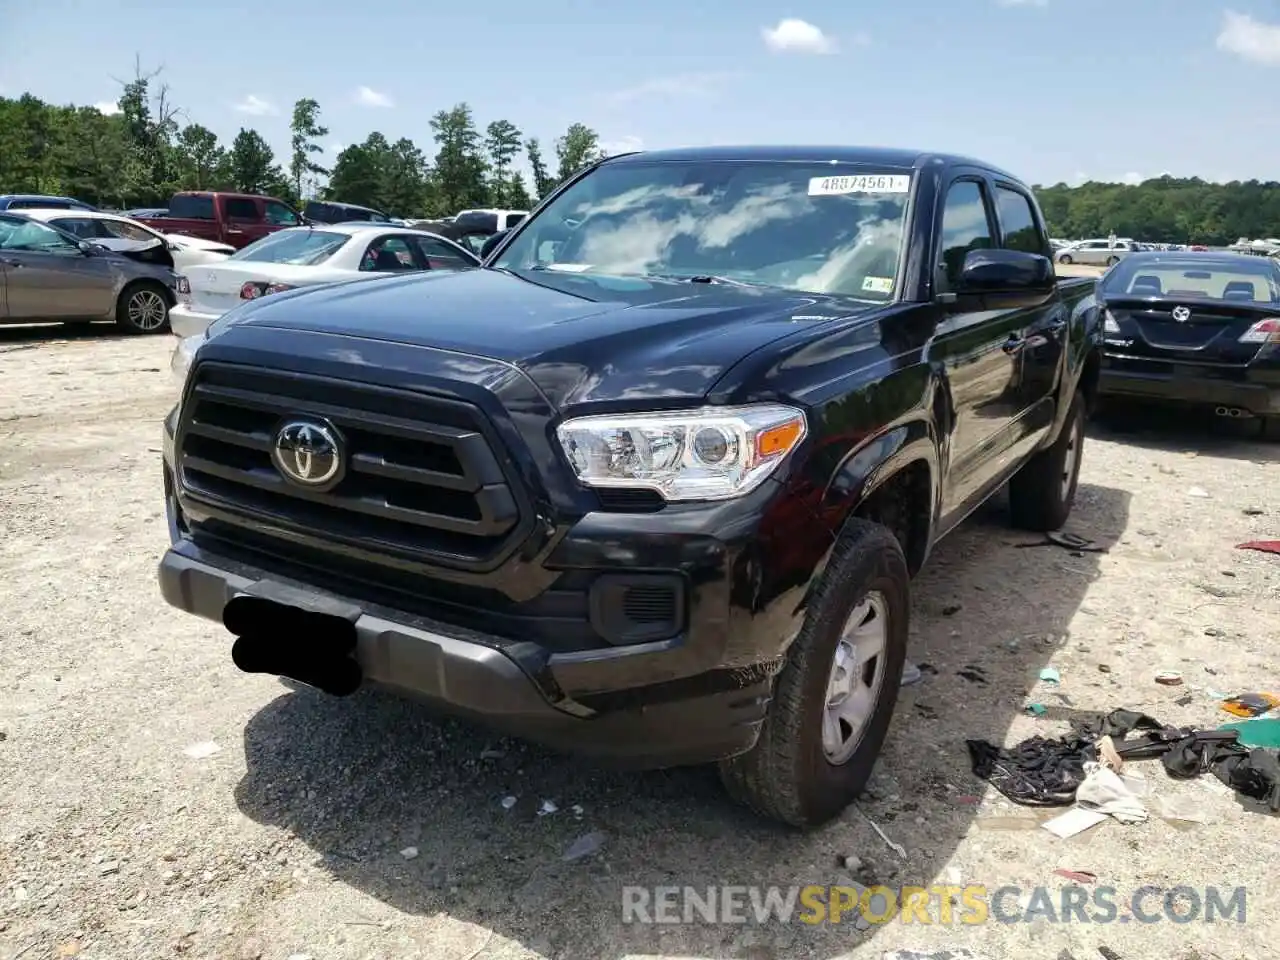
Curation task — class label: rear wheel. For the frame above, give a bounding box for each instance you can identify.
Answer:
[1261,416,1280,441]
[116,282,171,335]
[1008,389,1085,531]
[718,518,909,828]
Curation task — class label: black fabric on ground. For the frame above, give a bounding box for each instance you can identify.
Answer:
[1163,739,1280,811]
[966,708,1280,812]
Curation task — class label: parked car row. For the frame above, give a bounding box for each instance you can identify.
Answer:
[0,188,520,334]
[0,212,180,333]
[170,223,480,338]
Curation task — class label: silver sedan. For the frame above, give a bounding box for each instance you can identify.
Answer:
[0,212,179,334]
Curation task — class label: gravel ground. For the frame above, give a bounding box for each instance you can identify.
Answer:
[1,325,1277,960]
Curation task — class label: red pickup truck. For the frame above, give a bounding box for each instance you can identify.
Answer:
[137,192,303,250]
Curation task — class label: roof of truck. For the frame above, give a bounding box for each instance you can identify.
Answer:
[605,145,1021,181]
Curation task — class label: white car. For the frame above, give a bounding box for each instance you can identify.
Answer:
[169,223,481,338]
[20,208,235,273]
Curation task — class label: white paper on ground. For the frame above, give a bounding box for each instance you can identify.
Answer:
[1042,807,1110,839]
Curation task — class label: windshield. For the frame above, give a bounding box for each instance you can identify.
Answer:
[493,160,912,300]
[1102,258,1280,303]
[228,229,349,266]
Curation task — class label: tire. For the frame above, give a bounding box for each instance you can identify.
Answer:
[1261,416,1280,442]
[1106,256,1120,266]
[718,518,910,828]
[115,282,171,335]
[1008,389,1085,532]
[1058,254,1073,264]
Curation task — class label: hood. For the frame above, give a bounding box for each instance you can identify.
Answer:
[166,233,235,254]
[219,267,881,408]
[94,237,175,269]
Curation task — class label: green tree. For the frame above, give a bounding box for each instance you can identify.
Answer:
[288,98,329,201]
[484,119,522,207]
[507,173,533,211]
[229,128,277,194]
[383,137,429,216]
[173,124,227,190]
[327,139,384,208]
[430,103,487,214]
[115,61,181,203]
[524,137,555,200]
[554,122,602,182]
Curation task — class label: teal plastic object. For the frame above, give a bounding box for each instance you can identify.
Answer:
[1219,717,1280,748]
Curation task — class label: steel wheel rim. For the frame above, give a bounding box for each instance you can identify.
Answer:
[1061,412,1081,500]
[128,290,167,331]
[822,591,889,765]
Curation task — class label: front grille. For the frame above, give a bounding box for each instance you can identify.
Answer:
[176,362,529,568]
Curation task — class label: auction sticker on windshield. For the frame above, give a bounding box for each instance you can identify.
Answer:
[808,174,911,196]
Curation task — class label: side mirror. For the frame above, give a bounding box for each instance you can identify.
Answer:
[951,249,1054,306]
[479,230,509,260]
[78,240,100,256]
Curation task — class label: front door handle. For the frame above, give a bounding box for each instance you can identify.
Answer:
[1002,335,1026,355]
[0,257,22,268]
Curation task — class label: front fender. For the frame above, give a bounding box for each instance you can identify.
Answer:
[780,416,939,627]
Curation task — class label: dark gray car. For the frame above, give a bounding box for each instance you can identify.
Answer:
[0,212,178,334]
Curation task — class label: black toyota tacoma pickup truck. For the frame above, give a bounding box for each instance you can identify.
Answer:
[158,146,1102,827]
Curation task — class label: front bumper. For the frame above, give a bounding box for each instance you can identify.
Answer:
[158,543,773,767]
[157,408,823,768]
[1099,356,1280,415]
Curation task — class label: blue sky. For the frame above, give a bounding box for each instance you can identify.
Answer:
[3,0,1280,187]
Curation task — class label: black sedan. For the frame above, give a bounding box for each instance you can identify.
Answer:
[0,212,179,334]
[1096,251,1280,437]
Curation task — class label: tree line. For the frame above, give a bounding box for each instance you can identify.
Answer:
[1035,177,1280,247]
[0,65,608,219]
[2,66,1277,243]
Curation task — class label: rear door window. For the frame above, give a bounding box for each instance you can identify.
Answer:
[224,198,260,221]
[413,236,477,271]
[169,195,216,219]
[360,235,420,272]
[264,201,299,226]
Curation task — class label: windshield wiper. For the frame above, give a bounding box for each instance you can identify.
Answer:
[649,273,777,288]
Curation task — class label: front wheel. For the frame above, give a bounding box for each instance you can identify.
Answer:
[1106,255,1120,266]
[116,282,171,335]
[1008,389,1086,531]
[718,518,910,828]
[1058,254,1073,264]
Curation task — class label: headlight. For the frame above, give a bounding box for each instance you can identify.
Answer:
[556,404,807,502]
[170,334,202,395]
[1102,310,1121,335]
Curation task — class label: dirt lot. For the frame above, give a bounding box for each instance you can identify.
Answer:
[1,325,1277,960]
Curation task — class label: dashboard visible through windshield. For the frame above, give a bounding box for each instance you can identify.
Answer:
[494,161,913,301]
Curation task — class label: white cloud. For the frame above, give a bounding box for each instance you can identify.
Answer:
[1122,172,1143,185]
[328,142,345,154]
[354,85,393,108]
[93,101,121,115]
[600,135,644,155]
[232,94,276,116]
[606,72,735,104]
[1216,10,1280,65]
[996,0,1048,7]
[761,18,837,55]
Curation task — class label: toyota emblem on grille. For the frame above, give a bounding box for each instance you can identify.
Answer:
[1172,306,1191,323]
[271,419,343,487]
